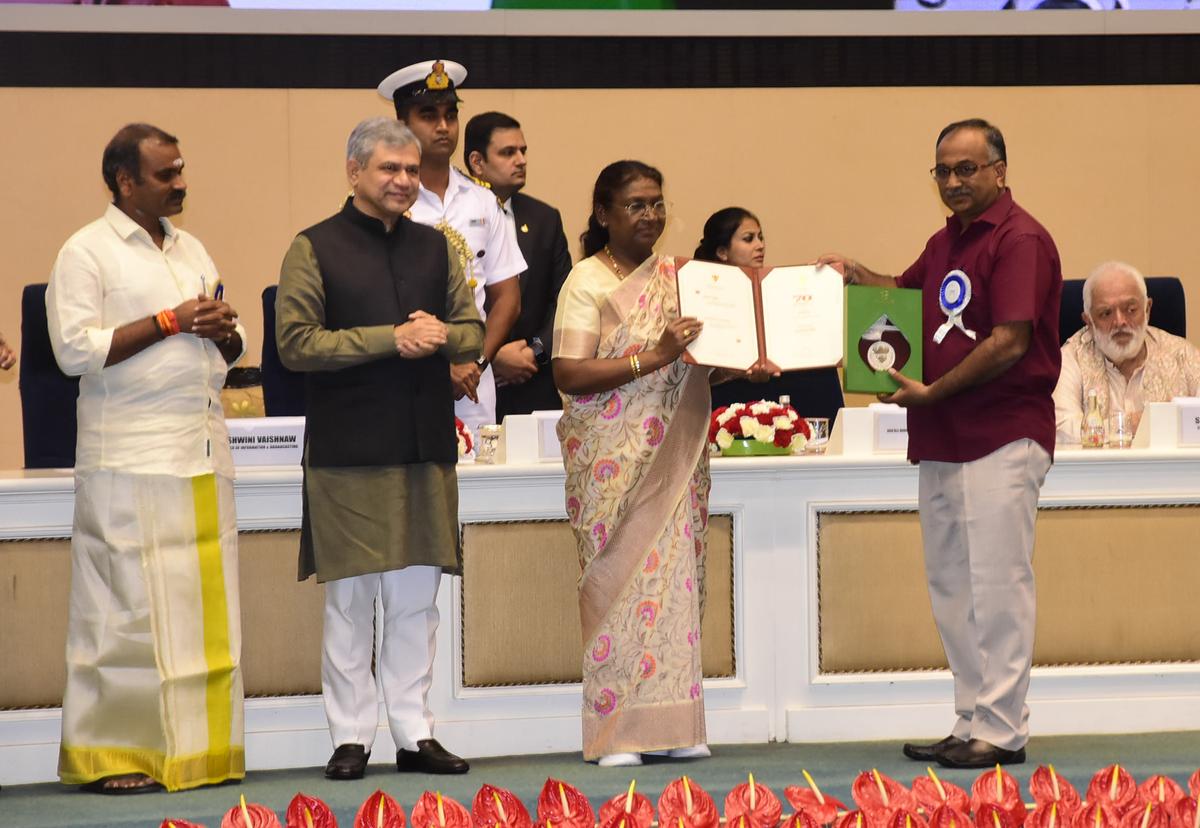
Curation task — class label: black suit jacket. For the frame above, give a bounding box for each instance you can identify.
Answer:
[496,191,572,418]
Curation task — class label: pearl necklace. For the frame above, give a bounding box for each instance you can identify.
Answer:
[603,245,625,279]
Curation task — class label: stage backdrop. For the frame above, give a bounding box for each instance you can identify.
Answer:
[0,84,1197,469]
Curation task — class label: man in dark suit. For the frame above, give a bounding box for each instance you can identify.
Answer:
[464,112,572,418]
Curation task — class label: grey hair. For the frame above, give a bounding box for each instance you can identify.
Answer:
[1083,260,1147,315]
[346,117,420,166]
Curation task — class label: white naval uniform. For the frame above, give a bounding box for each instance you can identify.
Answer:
[409,167,526,434]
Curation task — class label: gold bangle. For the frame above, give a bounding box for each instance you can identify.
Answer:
[629,353,642,380]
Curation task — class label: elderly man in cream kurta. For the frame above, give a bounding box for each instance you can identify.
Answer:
[277,117,483,780]
[1054,261,1200,443]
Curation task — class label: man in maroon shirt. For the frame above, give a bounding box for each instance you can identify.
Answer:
[820,118,1062,768]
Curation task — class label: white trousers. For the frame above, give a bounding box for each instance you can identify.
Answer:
[918,438,1051,751]
[321,565,441,753]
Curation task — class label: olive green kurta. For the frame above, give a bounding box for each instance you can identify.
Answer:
[276,233,484,583]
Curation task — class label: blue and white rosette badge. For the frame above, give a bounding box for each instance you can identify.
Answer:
[933,269,978,344]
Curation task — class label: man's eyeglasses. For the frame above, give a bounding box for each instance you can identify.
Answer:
[621,200,669,219]
[930,160,1001,182]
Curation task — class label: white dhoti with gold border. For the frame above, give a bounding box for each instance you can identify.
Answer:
[58,470,244,791]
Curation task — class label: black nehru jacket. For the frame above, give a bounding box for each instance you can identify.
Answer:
[496,191,573,419]
[302,199,456,467]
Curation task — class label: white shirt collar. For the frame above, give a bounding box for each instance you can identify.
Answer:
[104,202,178,245]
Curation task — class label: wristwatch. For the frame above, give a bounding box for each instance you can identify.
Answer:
[528,336,550,367]
[475,354,489,372]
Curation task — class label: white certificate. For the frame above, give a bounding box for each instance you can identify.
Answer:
[676,260,760,370]
[759,265,844,370]
[676,258,843,372]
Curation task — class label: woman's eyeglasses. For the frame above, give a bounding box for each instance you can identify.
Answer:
[620,200,669,219]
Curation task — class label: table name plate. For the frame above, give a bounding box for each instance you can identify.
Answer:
[1177,398,1200,447]
[228,416,305,466]
[873,407,909,453]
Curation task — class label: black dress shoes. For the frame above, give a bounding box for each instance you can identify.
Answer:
[325,743,370,780]
[936,738,1026,769]
[902,735,964,761]
[396,738,470,774]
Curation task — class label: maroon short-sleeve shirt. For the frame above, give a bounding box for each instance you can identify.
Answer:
[895,190,1062,463]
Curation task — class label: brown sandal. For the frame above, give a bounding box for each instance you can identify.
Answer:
[80,774,164,795]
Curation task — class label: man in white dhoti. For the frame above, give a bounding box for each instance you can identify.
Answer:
[46,123,246,794]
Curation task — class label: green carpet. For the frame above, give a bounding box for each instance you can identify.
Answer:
[4,733,1198,828]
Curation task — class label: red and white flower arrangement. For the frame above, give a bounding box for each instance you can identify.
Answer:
[455,417,474,458]
[709,400,810,452]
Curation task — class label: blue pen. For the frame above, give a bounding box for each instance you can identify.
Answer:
[214,283,224,300]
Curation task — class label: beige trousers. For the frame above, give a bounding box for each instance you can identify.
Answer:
[918,438,1051,751]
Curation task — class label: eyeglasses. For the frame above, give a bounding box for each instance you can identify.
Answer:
[930,160,1001,182]
[620,199,669,219]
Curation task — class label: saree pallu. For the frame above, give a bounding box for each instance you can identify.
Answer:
[557,255,712,760]
[58,471,244,791]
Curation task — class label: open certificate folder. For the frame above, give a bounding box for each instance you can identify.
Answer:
[674,258,844,372]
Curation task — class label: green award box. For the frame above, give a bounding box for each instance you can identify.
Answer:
[843,284,923,394]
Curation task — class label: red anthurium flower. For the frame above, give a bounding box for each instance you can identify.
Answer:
[971,767,1024,827]
[725,774,784,828]
[1028,801,1074,828]
[911,769,970,816]
[928,805,972,828]
[222,797,282,828]
[598,781,654,828]
[412,791,470,828]
[1087,767,1139,818]
[1172,794,1196,828]
[785,770,847,826]
[537,778,595,828]
[658,775,720,828]
[885,808,928,828]
[853,770,913,817]
[286,793,339,828]
[472,784,531,828]
[355,791,406,828]
[1072,803,1119,828]
[1117,803,1171,828]
[973,802,1017,828]
[1136,776,1186,810]
[1029,767,1081,816]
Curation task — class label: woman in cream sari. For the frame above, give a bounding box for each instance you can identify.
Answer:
[552,161,711,767]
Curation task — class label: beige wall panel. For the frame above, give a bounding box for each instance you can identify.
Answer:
[237,530,324,697]
[818,506,1200,672]
[461,516,734,687]
[2,85,1199,468]
[0,530,323,708]
[0,538,71,708]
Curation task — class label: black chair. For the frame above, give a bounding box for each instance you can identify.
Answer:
[19,283,79,468]
[261,285,307,417]
[1058,276,1186,344]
